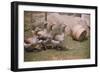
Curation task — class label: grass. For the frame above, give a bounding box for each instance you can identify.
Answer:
[24,12,90,62]
[24,35,90,62]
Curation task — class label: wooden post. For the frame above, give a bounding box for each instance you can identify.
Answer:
[45,12,47,21]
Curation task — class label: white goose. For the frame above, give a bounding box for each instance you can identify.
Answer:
[51,24,67,47]
[24,28,42,48]
[37,23,53,40]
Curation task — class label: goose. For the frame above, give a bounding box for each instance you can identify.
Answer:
[24,28,43,52]
[36,22,54,50]
[31,28,42,44]
[37,22,53,40]
[54,24,67,41]
[24,43,32,48]
[51,24,67,50]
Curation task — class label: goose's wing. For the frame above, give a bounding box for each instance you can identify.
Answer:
[55,33,64,41]
[51,40,60,45]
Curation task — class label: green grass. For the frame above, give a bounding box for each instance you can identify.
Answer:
[24,35,90,62]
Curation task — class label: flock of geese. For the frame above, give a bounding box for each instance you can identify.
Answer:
[24,21,67,52]
[24,13,90,52]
